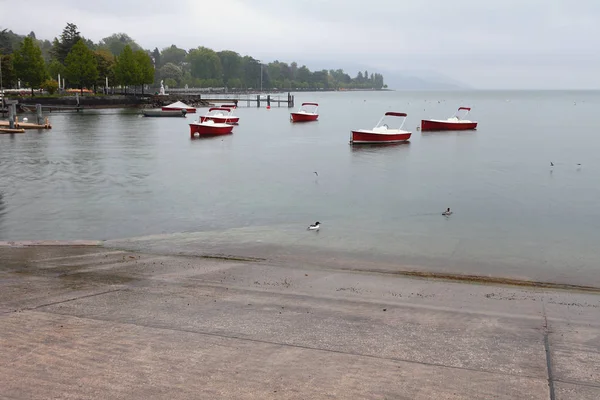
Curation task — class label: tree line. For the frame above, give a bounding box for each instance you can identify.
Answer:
[0,23,387,95]
[0,24,153,95]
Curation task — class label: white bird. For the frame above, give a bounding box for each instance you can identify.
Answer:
[442,208,453,216]
[307,221,320,230]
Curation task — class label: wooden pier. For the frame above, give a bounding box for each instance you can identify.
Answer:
[1,101,52,129]
[0,117,52,130]
[0,127,25,134]
[20,104,83,113]
[153,92,295,108]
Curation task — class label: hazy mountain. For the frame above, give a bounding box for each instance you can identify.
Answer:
[291,57,470,90]
[382,70,472,90]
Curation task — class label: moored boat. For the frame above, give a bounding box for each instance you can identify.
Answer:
[421,107,477,131]
[200,107,240,124]
[189,119,234,138]
[290,102,319,122]
[350,112,412,144]
[162,101,197,113]
[143,109,187,117]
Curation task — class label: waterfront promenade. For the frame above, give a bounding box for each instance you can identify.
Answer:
[1,242,598,399]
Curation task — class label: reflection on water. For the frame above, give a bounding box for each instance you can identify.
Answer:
[2,91,600,281]
[0,192,6,238]
[350,141,411,153]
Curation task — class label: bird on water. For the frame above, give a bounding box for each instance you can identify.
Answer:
[307,222,320,230]
[442,208,453,216]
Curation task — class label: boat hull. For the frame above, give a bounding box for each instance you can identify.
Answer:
[189,124,233,137]
[290,113,318,122]
[163,107,196,113]
[200,116,240,124]
[421,120,477,131]
[143,109,186,117]
[351,130,411,144]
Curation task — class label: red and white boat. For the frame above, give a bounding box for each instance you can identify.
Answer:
[200,107,240,124]
[162,101,197,113]
[220,103,237,109]
[290,102,319,122]
[421,107,477,131]
[350,112,412,144]
[189,119,234,138]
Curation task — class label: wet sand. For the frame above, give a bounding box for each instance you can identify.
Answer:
[1,243,599,399]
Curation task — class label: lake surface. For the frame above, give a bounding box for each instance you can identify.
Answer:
[2,90,600,285]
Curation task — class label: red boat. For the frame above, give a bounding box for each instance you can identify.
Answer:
[421,107,477,131]
[220,104,237,109]
[290,102,319,122]
[350,112,412,144]
[162,101,197,113]
[189,119,234,138]
[200,107,240,124]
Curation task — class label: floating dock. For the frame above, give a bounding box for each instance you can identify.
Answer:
[0,118,52,129]
[0,127,25,134]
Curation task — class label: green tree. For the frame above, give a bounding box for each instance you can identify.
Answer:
[47,59,65,82]
[94,49,116,92]
[160,45,187,66]
[0,28,22,55]
[356,71,364,83]
[0,29,13,54]
[217,50,242,86]
[296,65,311,84]
[158,62,183,85]
[13,36,48,96]
[227,78,243,89]
[151,47,161,67]
[64,39,98,94]
[98,33,141,56]
[187,47,222,82]
[163,78,177,88]
[113,44,137,93]
[41,79,59,94]
[133,50,154,94]
[50,23,81,64]
[241,56,260,89]
[0,54,17,88]
[38,39,53,62]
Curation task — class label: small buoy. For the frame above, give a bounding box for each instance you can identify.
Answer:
[23,117,28,122]
[266,105,271,109]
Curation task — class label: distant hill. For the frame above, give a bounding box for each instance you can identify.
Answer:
[382,71,471,90]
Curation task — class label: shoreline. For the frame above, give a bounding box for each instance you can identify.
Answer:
[2,238,598,292]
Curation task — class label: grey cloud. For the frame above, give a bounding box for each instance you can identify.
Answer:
[1,0,599,89]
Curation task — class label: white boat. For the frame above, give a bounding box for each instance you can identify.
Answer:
[162,101,196,113]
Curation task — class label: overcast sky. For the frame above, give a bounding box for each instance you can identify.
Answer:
[1,0,599,89]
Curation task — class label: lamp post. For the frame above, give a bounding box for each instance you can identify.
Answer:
[0,54,3,114]
[257,59,263,92]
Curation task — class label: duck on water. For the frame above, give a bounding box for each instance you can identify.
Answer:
[307,222,320,230]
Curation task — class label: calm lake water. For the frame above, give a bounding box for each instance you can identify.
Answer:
[2,90,600,285]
